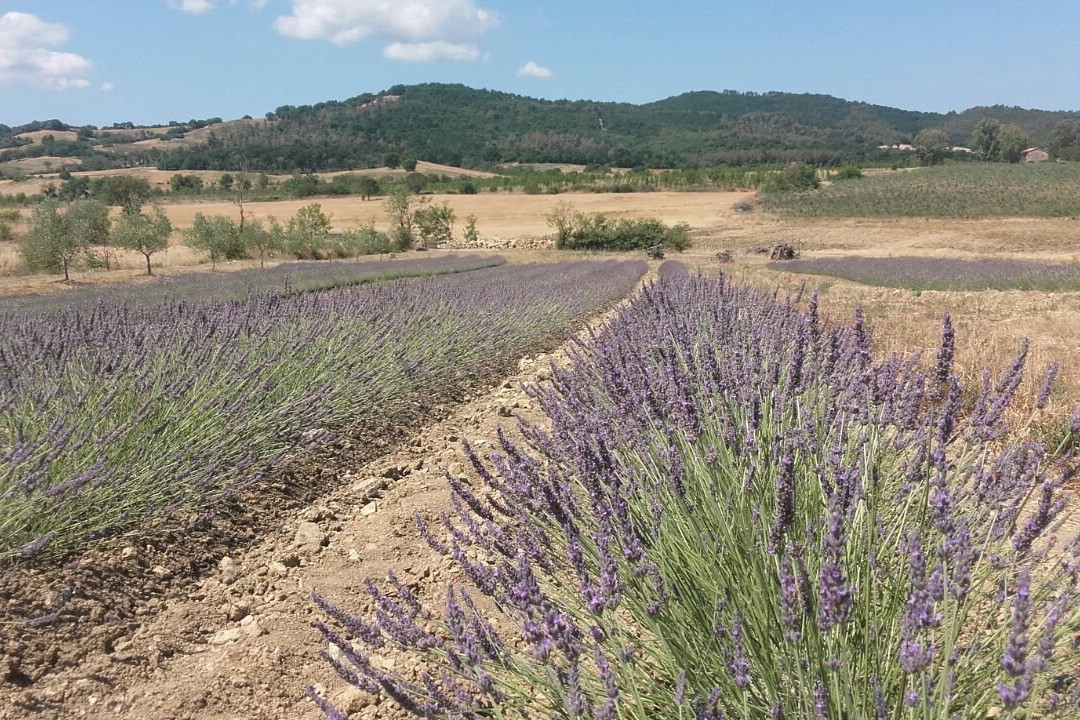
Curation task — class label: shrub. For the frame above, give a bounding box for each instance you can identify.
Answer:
[551,210,692,252]
[761,162,820,193]
[833,165,863,180]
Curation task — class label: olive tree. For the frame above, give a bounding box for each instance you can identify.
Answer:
[113,205,173,276]
[286,203,332,259]
[414,201,455,249]
[184,213,242,269]
[999,123,1032,164]
[19,200,82,281]
[67,199,112,269]
[972,118,1001,161]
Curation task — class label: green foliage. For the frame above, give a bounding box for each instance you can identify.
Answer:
[241,218,283,267]
[169,173,204,192]
[999,123,1032,163]
[184,213,245,268]
[359,177,380,200]
[19,201,80,279]
[286,203,333,259]
[66,199,111,268]
[112,204,172,275]
[463,214,479,245]
[90,175,154,206]
[762,163,1080,218]
[913,128,951,165]
[401,158,418,172]
[831,165,863,180]
[761,163,820,192]
[972,118,1001,161]
[404,172,429,194]
[413,201,455,249]
[385,187,415,251]
[1050,120,1080,158]
[339,226,393,257]
[551,209,692,252]
[218,173,234,191]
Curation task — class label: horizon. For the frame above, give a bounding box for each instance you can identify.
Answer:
[2,1,1080,126]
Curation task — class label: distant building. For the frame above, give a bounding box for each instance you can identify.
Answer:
[877,143,916,151]
[1022,147,1050,163]
[951,146,974,154]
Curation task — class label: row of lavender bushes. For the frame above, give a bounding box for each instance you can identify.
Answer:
[3,254,507,314]
[0,259,647,564]
[313,262,1080,718]
[771,255,1080,292]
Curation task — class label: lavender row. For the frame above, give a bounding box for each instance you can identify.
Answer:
[2,254,507,314]
[0,260,646,563]
[313,262,1080,718]
[771,254,1080,292]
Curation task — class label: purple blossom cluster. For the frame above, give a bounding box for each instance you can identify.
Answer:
[313,261,1080,719]
[1,259,646,563]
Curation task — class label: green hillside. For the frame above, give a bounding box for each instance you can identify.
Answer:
[3,84,1080,174]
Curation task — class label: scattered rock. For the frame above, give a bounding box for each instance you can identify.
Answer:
[279,553,301,568]
[225,601,251,622]
[360,502,379,517]
[333,685,376,714]
[268,562,289,577]
[348,549,361,561]
[210,627,243,645]
[294,522,328,553]
[536,365,553,381]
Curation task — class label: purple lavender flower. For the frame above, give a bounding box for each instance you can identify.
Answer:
[818,495,854,631]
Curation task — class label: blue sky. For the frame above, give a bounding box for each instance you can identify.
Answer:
[2,0,1079,126]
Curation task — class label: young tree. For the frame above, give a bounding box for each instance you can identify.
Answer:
[404,172,429,194]
[972,118,1001,161]
[184,213,241,269]
[545,201,578,247]
[286,203,332,259]
[402,158,418,172]
[385,187,416,250]
[463,214,480,246]
[414,201,455,249]
[66,199,112,270]
[242,218,283,268]
[913,128,951,165]
[999,123,1032,164]
[113,205,173,276]
[218,173,235,191]
[19,200,82,281]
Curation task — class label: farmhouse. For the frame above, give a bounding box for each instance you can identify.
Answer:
[1022,147,1050,163]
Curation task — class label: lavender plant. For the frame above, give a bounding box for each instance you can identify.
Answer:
[312,262,1080,718]
[771,255,1080,292]
[0,260,646,563]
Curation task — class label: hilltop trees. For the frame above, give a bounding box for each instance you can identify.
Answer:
[913,128,950,165]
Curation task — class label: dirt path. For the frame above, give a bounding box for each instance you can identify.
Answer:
[2,272,652,720]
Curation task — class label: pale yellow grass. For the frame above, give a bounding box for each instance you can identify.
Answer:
[13,130,79,145]
[161,190,754,237]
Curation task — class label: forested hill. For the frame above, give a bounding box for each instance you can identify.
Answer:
[5,84,1080,173]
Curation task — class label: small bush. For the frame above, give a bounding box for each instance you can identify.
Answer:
[762,162,820,193]
[832,165,863,180]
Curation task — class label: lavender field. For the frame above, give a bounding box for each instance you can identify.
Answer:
[0,259,646,564]
[312,263,1080,718]
[3,254,507,313]
[771,255,1080,291]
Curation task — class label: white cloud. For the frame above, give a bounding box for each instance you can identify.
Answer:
[0,12,92,90]
[249,0,270,9]
[517,60,552,79]
[275,0,497,46]
[383,41,481,63]
[100,81,115,91]
[169,0,217,14]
